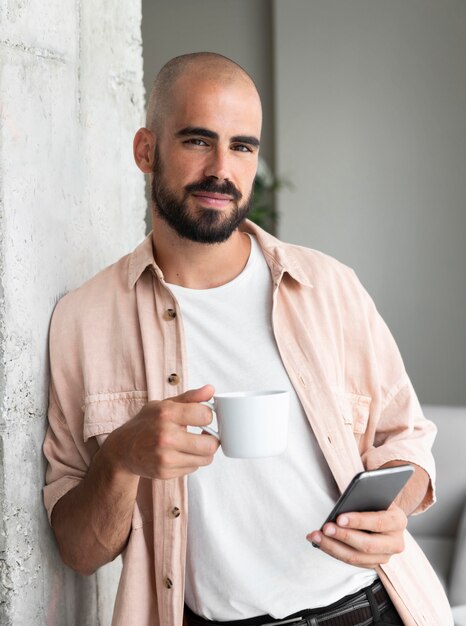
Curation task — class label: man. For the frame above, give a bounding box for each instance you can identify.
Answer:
[43,53,452,626]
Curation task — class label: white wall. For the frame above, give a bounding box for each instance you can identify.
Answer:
[274,0,466,405]
[0,1,145,623]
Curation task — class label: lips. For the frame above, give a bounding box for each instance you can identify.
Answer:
[191,192,233,208]
[185,178,241,202]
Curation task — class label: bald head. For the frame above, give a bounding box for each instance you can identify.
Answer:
[146,52,261,135]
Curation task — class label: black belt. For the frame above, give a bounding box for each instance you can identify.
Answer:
[185,579,393,626]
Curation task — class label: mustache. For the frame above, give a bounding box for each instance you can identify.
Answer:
[184,178,242,202]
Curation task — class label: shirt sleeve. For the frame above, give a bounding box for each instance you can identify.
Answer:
[42,380,89,524]
[354,274,437,514]
[361,374,437,514]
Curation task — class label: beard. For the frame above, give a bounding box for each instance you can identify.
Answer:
[151,147,254,244]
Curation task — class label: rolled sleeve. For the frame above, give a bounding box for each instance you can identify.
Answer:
[43,382,88,524]
[362,375,437,514]
[351,274,438,515]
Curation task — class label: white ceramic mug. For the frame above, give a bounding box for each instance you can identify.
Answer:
[201,390,290,458]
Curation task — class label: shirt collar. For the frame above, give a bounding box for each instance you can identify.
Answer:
[127,233,161,289]
[240,221,314,288]
[127,221,314,290]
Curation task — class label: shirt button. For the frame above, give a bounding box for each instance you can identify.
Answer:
[164,308,176,320]
[168,373,180,385]
[164,576,173,589]
[170,506,181,518]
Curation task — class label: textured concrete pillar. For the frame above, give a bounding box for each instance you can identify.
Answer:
[0,1,145,624]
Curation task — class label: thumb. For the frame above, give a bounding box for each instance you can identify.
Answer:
[172,384,215,404]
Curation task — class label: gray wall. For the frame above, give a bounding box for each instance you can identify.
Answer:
[0,1,145,623]
[274,0,466,406]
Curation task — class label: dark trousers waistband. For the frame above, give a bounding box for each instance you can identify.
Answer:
[184,578,397,626]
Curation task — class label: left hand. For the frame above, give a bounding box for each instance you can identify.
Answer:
[307,503,408,569]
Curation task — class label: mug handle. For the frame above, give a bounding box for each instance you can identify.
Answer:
[200,400,220,440]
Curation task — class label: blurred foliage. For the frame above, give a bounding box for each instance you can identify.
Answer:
[248,158,288,235]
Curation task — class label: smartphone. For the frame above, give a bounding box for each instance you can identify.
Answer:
[321,464,414,527]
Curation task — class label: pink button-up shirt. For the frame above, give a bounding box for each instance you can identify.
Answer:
[43,221,453,626]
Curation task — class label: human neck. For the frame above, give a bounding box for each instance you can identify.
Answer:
[151,218,251,290]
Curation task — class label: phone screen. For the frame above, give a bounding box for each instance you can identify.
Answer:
[321,464,414,527]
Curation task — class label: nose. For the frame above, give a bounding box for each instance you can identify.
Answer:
[203,146,231,181]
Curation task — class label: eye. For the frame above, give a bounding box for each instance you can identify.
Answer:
[184,138,208,147]
[232,143,253,153]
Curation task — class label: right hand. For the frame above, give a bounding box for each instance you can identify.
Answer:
[105,385,219,480]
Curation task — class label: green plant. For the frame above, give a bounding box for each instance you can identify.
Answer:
[248,157,287,235]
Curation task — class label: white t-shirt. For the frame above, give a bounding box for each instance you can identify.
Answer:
[166,235,376,621]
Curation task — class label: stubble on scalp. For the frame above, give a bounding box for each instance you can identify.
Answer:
[145,52,261,136]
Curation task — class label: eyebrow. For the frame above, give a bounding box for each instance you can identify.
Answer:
[175,126,260,148]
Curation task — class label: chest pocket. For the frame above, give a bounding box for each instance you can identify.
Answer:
[82,390,148,445]
[333,390,371,435]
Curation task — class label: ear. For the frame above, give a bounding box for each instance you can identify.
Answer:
[133,128,155,174]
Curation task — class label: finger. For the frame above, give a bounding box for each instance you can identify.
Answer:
[153,448,217,479]
[178,402,215,428]
[157,399,214,428]
[178,430,220,456]
[318,522,404,556]
[307,532,392,568]
[336,505,407,534]
[172,384,215,404]
[153,420,219,456]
